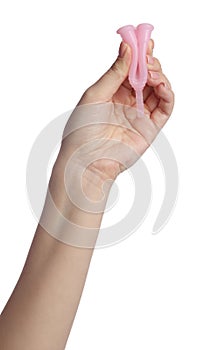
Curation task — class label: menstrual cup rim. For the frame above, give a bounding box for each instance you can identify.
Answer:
[116,25,135,34]
[136,23,154,31]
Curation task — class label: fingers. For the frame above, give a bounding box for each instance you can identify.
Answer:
[144,82,174,127]
[147,70,171,91]
[145,76,175,127]
[147,56,162,73]
[144,46,174,127]
[150,82,175,127]
[80,39,154,105]
[147,39,154,56]
[147,55,171,88]
[80,42,132,104]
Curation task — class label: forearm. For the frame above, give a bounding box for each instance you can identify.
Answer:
[0,154,109,350]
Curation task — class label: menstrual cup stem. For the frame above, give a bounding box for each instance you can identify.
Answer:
[136,89,144,117]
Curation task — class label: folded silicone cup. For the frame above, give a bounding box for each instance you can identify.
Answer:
[117,23,154,115]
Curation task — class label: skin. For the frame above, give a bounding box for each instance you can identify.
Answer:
[0,40,174,349]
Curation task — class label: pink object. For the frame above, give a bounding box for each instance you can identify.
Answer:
[117,23,154,115]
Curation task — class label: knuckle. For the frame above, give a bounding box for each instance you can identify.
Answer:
[167,88,175,106]
[155,58,162,70]
[170,89,175,102]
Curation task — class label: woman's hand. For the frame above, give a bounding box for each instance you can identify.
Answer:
[59,40,175,200]
[80,40,174,129]
[0,39,175,350]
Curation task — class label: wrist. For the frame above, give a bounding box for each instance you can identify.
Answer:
[39,152,112,248]
[53,151,113,203]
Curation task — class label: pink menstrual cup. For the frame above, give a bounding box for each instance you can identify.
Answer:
[117,23,154,116]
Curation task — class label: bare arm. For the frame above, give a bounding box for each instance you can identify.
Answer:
[0,153,109,350]
[0,40,174,349]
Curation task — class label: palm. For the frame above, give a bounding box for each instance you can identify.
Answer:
[62,95,159,182]
[89,78,172,179]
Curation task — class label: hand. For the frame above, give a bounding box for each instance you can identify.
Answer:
[59,40,175,199]
[80,40,174,125]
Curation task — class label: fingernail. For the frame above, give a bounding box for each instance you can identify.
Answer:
[119,42,128,58]
[147,55,154,65]
[149,71,160,79]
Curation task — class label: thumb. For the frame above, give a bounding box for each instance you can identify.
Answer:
[82,42,131,103]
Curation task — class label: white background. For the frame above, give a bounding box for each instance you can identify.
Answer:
[0,0,205,349]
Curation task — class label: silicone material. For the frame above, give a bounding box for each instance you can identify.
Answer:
[117,23,154,115]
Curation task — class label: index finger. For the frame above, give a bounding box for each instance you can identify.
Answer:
[147,39,154,56]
